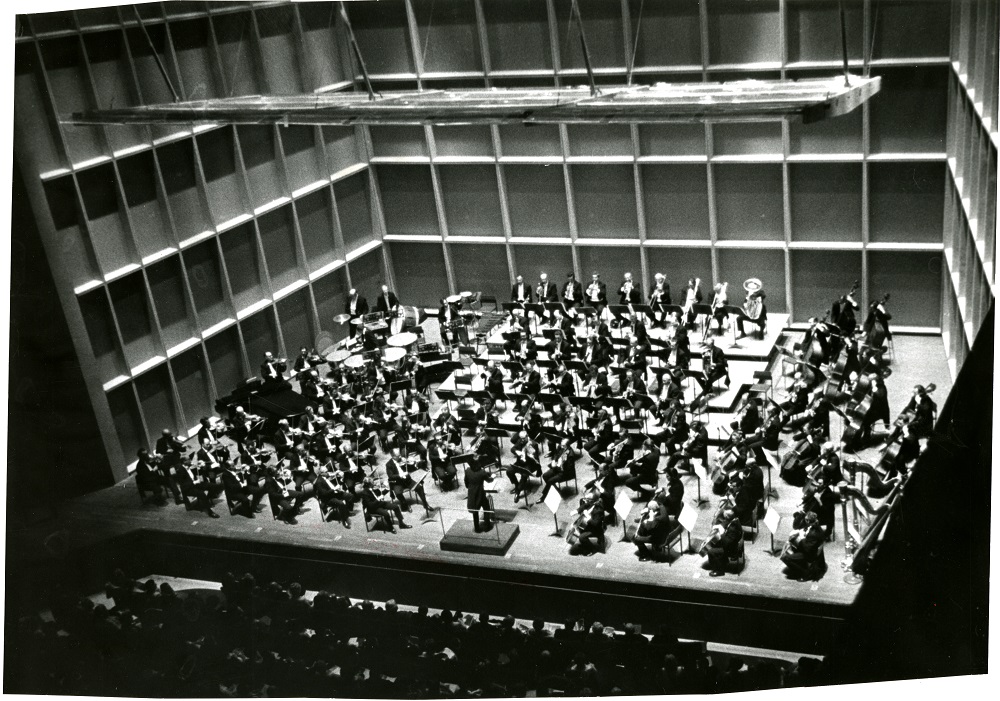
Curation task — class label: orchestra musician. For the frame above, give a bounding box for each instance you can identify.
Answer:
[375,284,400,318]
[701,338,731,390]
[567,493,606,556]
[260,351,288,385]
[622,438,661,500]
[681,277,702,329]
[618,272,641,306]
[633,498,672,561]
[293,346,320,376]
[780,511,826,581]
[175,456,222,518]
[739,278,768,339]
[197,416,221,449]
[345,288,369,339]
[540,437,581,502]
[438,297,463,347]
[511,274,533,305]
[831,285,860,337]
[135,448,170,505]
[562,272,583,311]
[702,508,742,577]
[508,430,541,503]
[648,273,671,328]
[313,464,353,528]
[360,477,412,532]
[709,282,729,334]
[465,458,495,532]
[386,447,432,513]
[426,432,459,490]
[886,384,937,442]
[863,295,892,350]
[220,460,267,517]
[586,272,608,314]
[537,272,559,323]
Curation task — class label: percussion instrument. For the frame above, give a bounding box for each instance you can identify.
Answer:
[387,331,419,350]
[351,317,364,325]
[344,355,367,369]
[460,291,473,300]
[446,294,463,304]
[390,305,423,335]
[333,313,352,325]
[382,347,406,366]
[326,348,353,364]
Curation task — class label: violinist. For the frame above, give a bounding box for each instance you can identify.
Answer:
[264,464,309,524]
[620,369,647,414]
[314,468,352,528]
[781,511,826,581]
[273,419,296,454]
[607,426,636,476]
[540,437,581,502]
[176,456,222,518]
[508,430,541,503]
[194,442,227,484]
[361,477,411,532]
[135,448,170,505]
[311,424,341,462]
[197,416,222,449]
[648,273,671,328]
[623,335,650,375]
[622,438,661,500]
[584,408,614,460]
[703,508,742,577]
[301,370,333,410]
[465,458,495,532]
[567,494,606,556]
[260,351,287,385]
[549,363,576,398]
[296,404,324,436]
[221,460,267,517]
[473,425,502,468]
[386,447,432,513]
[427,432,459,491]
[654,400,688,453]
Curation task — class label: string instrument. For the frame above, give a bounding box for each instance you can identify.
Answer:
[843,461,900,499]
[699,522,727,555]
[566,504,602,546]
[864,293,892,349]
[682,278,701,316]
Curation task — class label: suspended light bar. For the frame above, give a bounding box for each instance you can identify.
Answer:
[64,76,880,128]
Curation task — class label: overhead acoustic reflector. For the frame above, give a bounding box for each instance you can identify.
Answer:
[64,76,880,128]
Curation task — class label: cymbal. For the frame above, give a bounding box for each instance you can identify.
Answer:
[446,294,462,304]
[459,291,473,299]
[333,314,352,324]
[351,317,364,325]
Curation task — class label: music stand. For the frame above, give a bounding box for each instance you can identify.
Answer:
[536,392,565,406]
[524,303,545,334]
[723,304,748,348]
[485,426,509,452]
[541,328,559,340]
[543,302,566,320]
[607,304,631,327]
[632,303,654,323]
[389,379,413,394]
[577,305,597,333]
[691,303,712,337]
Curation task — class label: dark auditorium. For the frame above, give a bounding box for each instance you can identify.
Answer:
[5,0,995,698]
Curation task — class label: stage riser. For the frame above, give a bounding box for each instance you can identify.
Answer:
[133,530,847,656]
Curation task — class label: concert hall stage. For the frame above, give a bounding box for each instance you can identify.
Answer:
[25,336,951,659]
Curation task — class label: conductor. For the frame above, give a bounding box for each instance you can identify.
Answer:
[465,458,495,532]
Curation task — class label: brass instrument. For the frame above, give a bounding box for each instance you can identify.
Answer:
[742,278,765,320]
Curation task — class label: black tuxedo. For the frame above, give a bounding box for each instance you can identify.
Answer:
[510,282,533,304]
[375,291,399,315]
[536,281,558,303]
[314,473,352,524]
[345,295,369,338]
[221,467,265,514]
[465,465,495,531]
[618,282,641,305]
[260,359,286,383]
[562,280,583,308]
[585,280,608,309]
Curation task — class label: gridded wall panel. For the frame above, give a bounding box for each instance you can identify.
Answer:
[869,250,944,327]
[869,162,946,244]
[707,0,781,66]
[183,240,231,328]
[717,248,787,314]
[482,0,552,72]
[297,187,340,269]
[276,289,316,357]
[511,244,575,287]
[377,165,440,236]
[387,242,449,306]
[714,163,785,241]
[240,309,281,372]
[638,124,706,156]
[312,266,351,338]
[641,165,710,240]
[205,326,246,396]
[786,0,864,64]
[171,347,215,431]
[572,165,639,239]
[789,163,863,243]
[108,272,159,368]
[497,124,561,157]
[157,138,213,240]
[220,222,267,310]
[505,165,571,238]
[791,250,863,320]
[449,243,512,300]
[107,384,146,463]
[298,2,347,90]
[146,256,196,350]
[258,204,304,290]
[576,246,643,295]
[135,365,180,437]
[869,67,949,154]
[412,0,483,74]
[627,0,701,67]
[438,165,504,237]
[256,4,305,95]
[345,0,414,75]
[238,125,286,205]
[434,126,495,158]
[335,172,376,251]
[78,163,137,273]
[197,128,250,226]
[349,247,390,298]
[644,247,713,298]
[118,151,172,258]
[78,289,127,382]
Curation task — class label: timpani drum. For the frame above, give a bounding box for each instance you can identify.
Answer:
[326,348,352,364]
[388,331,419,351]
[382,346,406,367]
[390,305,422,335]
[343,354,366,369]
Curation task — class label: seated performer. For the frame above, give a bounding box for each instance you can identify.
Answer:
[540,437,581,502]
[175,458,222,518]
[633,498,675,560]
[313,464,353,528]
[360,478,412,532]
[385,447,432,513]
[738,278,768,339]
[703,508,743,577]
[622,438,661,500]
[260,351,287,385]
[426,433,459,490]
[567,494,606,556]
[887,384,938,442]
[648,273,671,328]
[220,460,267,517]
[701,338,731,389]
[508,430,541,503]
[781,511,827,581]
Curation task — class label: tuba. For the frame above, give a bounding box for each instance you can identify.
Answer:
[743,278,765,320]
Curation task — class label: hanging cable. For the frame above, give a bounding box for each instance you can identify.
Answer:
[838,0,851,87]
[571,0,599,97]
[339,2,377,101]
[131,6,180,102]
[420,0,437,76]
[864,0,880,78]
[626,0,645,86]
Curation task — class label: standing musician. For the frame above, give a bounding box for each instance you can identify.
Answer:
[345,288,369,339]
[562,272,583,311]
[648,273,671,328]
[681,277,702,329]
[438,297,462,347]
[739,278,768,339]
[708,282,729,334]
[831,282,860,337]
[863,295,892,350]
[702,508,743,577]
[586,272,608,315]
[511,274,533,305]
[701,338,731,390]
[375,283,400,319]
[465,458,495,532]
